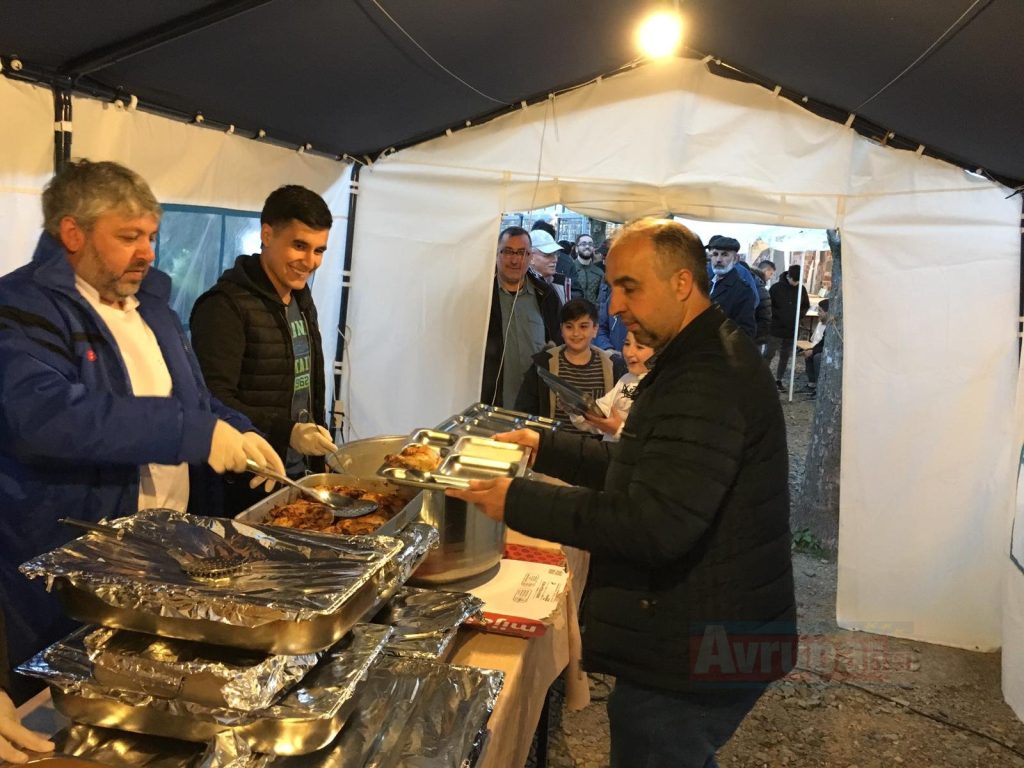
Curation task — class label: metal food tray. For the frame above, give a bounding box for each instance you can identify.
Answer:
[21,510,403,655]
[234,473,422,536]
[20,625,393,757]
[377,432,530,491]
[435,402,560,436]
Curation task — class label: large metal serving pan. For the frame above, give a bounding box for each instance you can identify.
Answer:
[234,473,422,536]
[22,510,403,654]
[23,625,392,756]
[435,402,560,436]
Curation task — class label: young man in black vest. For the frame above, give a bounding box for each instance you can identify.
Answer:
[191,186,336,513]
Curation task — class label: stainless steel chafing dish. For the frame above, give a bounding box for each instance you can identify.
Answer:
[18,624,393,756]
[20,509,403,654]
[434,402,561,437]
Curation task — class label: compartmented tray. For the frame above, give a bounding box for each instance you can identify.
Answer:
[82,627,320,710]
[20,509,403,654]
[372,586,483,659]
[234,473,421,537]
[18,624,393,756]
[377,432,530,491]
[435,402,560,437]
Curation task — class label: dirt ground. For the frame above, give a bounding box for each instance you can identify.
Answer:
[537,388,1024,768]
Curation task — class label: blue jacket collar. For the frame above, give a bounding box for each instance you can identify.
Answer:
[31,232,171,302]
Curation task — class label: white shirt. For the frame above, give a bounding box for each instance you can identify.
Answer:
[570,371,648,442]
[75,277,190,512]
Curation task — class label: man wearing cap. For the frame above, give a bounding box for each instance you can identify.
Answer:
[529,229,570,304]
[765,264,812,390]
[531,220,578,291]
[482,227,562,408]
[707,235,756,338]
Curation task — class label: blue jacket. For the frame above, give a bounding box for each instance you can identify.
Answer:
[710,267,757,338]
[595,281,627,355]
[0,234,253,683]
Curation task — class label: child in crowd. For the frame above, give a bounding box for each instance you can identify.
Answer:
[514,299,626,433]
[573,330,654,441]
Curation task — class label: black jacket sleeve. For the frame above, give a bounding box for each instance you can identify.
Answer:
[513,365,542,417]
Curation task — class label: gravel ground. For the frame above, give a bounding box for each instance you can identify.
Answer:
[531,388,1024,768]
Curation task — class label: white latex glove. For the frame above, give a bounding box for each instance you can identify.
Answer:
[289,422,338,457]
[0,690,54,763]
[241,431,286,492]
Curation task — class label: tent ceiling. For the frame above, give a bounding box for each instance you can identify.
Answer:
[2,0,1022,186]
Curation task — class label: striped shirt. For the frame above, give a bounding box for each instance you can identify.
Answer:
[553,349,608,433]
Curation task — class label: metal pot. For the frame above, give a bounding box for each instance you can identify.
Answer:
[328,436,505,583]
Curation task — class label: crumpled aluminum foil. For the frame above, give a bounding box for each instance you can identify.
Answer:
[19,624,392,726]
[82,627,320,710]
[37,657,502,768]
[19,509,403,626]
[373,587,483,659]
[372,522,439,606]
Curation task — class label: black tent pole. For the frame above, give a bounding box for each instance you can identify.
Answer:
[51,86,71,173]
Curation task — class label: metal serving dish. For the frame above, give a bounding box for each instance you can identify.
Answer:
[234,473,421,536]
[378,434,530,492]
[22,510,402,654]
[435,402,560,436]
[20,625,392,756]
[372,587,483,659]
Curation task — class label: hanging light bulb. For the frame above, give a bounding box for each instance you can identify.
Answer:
[636,8,684,58]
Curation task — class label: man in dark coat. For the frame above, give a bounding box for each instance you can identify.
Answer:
[481,227,562,408]
[765,264,812,390]
[450,219,796,768]
[190,186,337,513]
[707,235,756,337]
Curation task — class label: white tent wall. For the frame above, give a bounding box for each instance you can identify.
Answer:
[0,79,352,421]
[0,78,55,274]
[350,57,1020,655]
[1002,340,1024,719]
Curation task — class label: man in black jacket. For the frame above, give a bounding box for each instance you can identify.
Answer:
[190,186,337,513]
[451,219,796,768]
[765,264,812,390]
[707,235,756,338]
[481,227,562,408]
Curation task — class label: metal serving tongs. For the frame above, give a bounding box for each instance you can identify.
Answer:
[245,459,379,518]
[59,518,253,580]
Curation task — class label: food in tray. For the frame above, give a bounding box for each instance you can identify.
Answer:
[383,444,442,473]
[266,483,406,535]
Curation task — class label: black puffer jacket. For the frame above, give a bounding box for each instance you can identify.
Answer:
[505,306,796,692]
[190,254,326,473]
[769,279,811,339]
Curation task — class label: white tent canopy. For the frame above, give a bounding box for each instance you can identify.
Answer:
[3,57,1024,716]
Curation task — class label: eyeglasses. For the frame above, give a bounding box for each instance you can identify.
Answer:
[499,247,528,258]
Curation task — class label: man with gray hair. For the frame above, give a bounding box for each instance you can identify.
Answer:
[0,160,284,740]
[452,218,796,768]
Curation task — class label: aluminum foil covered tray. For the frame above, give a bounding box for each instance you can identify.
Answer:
[373,587,483,659]
[20,509,403,653]
[82,628,320,710]
[18,624,393,756]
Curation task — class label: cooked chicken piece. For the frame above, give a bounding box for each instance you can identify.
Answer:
[384,444,441,473]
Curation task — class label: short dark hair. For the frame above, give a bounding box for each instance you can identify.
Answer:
[615,218,710,297]
[531,220,556,238]
[499,226,530,244]
[576,233,594,244]
[818,298,830,313]
[757,259,776,270]
[559,298,598,325]
[261,185,332,230]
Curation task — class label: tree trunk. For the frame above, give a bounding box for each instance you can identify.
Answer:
[792,228,843,550]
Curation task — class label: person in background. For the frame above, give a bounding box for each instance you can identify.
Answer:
[0,161,282,751]
[529,229,570,304]
[757,258,777,285]
[448,218,795,768]
[765,264,812,390]
[481,227,562,408]
[190,186,337,514]
[595,279,628,360]
[514,298,625,431]
[531,220,578,292]
[594,238,610,267]
[707,236,756,337]
[572,330,654,440]
[802,298,831,396]
[750,264,773,354]
[574,233,604,305]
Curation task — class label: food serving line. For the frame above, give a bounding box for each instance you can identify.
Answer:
[9,404,587,768]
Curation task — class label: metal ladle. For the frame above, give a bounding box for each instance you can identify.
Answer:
[245,459,379,518]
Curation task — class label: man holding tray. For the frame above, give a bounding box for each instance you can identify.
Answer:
[448,218,796,768]
[0,160,284,752]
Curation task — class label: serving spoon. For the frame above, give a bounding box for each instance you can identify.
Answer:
[245,459,379,518]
